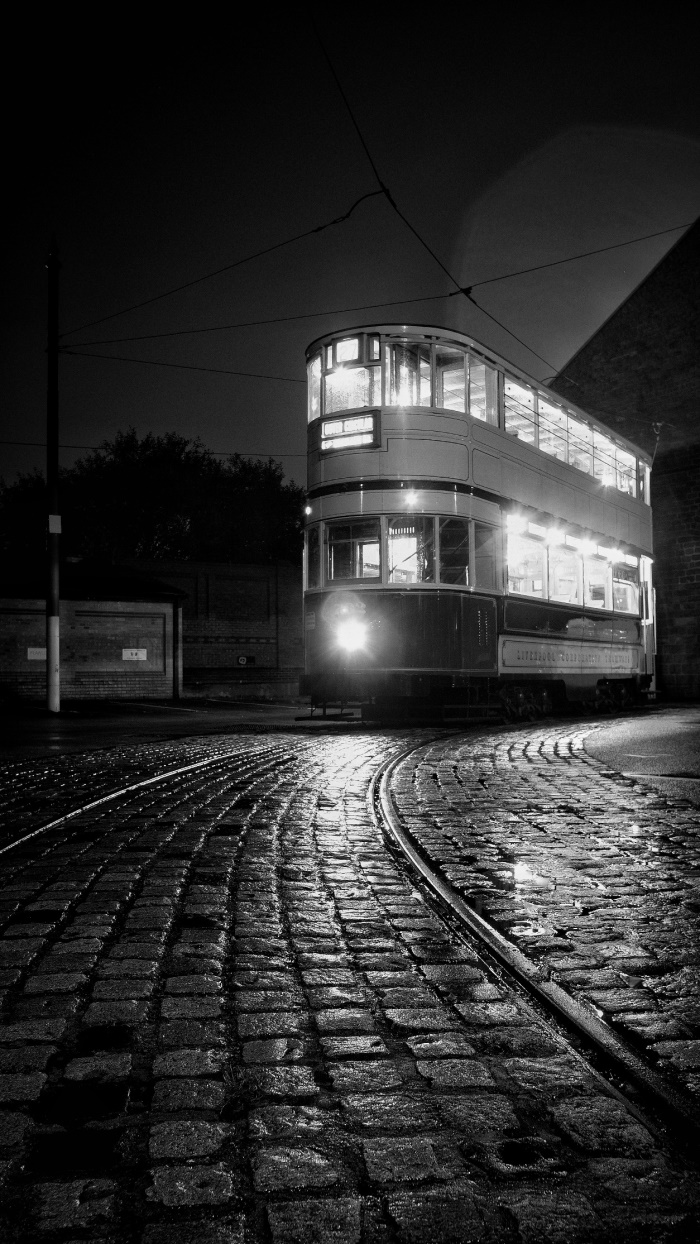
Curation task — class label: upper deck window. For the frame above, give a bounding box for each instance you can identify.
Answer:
[593,431,617,488]
[435,346,466,412]
[568,418,593,475]
[538,400,567,462]
[504,381,536,445]
[308,355,321,424]
[324,365,379,415]
[336,337,359,363]
[385,342,431,406]
[469,358,498,425]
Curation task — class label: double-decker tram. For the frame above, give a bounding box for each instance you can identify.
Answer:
[301,324,655,720]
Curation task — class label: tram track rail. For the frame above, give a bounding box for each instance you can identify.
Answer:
[369,736,700,1152]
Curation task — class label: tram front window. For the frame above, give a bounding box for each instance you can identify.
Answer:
[439,518,470,585]
[388,517,435,583]
[328,520,380,580]
[385,343,431,406]
[306,526,320,589]
[325,365,379,414]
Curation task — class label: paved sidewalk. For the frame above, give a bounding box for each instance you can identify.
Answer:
[389,721,700,1105]
[1,731,699,1242]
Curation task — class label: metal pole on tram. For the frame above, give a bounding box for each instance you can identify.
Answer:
[46,241,61,713]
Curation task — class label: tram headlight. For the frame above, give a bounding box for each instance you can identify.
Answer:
[336,619,367,652]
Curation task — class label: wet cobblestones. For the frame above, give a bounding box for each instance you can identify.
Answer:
[1,725,699,1240]
[390,723,700,1104]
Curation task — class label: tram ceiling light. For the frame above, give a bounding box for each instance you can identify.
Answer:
[405,491,418,506]
[335,619,367,652]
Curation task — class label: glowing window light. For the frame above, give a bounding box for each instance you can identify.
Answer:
[528,522,548,539]
[623,554,639,567]
[546,528,565,545]
[336,338,359,362]
[506,514,527,534]
[598,545,624,562]
[580,540,597,557]
[321,433,374,451]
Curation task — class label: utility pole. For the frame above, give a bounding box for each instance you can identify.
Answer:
[46,242,61,712]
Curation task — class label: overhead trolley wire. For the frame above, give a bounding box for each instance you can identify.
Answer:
[313,30,695,378]
[59,190,386,339]
[61,351,305,383]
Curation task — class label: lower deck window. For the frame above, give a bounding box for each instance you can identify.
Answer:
[507,532,545,597]
[548,543,581,605]
[613,564,639,613]
[307,526,320,588]
[388,517,434,583]
[439,518,470,585]
[584,557,612,609]
[328,520,380,580]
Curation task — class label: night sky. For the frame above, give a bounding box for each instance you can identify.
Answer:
[3,16,699,490]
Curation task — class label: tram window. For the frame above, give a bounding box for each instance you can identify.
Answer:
[336,338,359,362]
[385,342,431,407]
[388,516,435,584]
[583,557,612,609]
[616,448,637,497]
[469,359,498,425]
[639,462,651,505]
[504,380,536,445]
[538,400,567,462]
[612,563,639,613]
[568,418,593,475]
[369,335,380,360]
[324,365,380,414]
[548,543,581,605]
[308,355,321,424]
[306,526,320,589]
[507,532,545,598]
[328,520,381,581]
[435,346,466,412]
[439,518,470,585]
[593,431,617,488]
[474,523,497,591]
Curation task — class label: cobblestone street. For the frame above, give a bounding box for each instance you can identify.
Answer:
[1,717,699,1242]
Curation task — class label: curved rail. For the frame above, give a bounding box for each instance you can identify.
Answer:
[368,737,700,1146]
[0,750,246,857]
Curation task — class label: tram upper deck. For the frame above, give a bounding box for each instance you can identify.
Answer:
[305,324,651,555]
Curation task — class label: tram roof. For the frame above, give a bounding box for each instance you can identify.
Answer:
[306,323,651,464]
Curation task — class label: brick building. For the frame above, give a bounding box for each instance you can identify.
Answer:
[551,220,700,700]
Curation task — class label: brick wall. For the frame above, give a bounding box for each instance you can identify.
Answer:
[0,598,175,701]
[551,221,700,701]
[122,560,304,700]
[652,446,700,700]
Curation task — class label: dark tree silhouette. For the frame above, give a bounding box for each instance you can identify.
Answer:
[0,430,305,565]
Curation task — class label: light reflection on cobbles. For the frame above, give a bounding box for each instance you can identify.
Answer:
[0,728,698,1241]
[391,723,700,1101]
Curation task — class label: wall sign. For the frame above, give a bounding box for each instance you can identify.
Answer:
[122,648,148,661]
[27,647,47,660]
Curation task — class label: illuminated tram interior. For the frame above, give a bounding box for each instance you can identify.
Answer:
[303,326,654,719]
